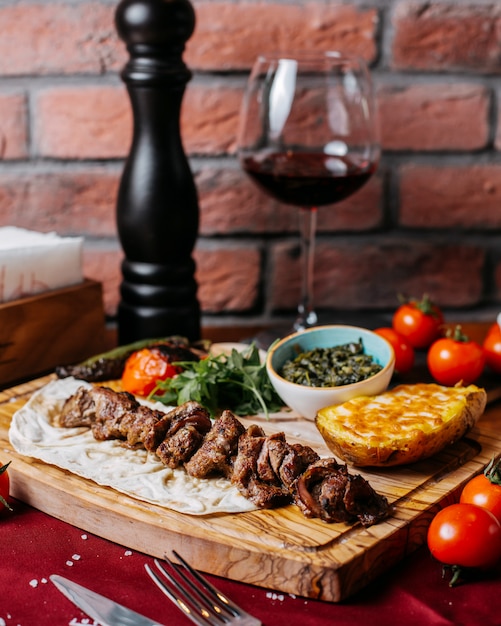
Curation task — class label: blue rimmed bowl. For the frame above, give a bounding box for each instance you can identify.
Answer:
[266,325,395,420]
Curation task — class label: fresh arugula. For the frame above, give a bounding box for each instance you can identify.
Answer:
[149,343,284,418]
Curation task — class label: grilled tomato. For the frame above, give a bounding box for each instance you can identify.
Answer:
[121,347,182,396]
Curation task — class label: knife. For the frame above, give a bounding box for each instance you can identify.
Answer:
[50,574,164,626]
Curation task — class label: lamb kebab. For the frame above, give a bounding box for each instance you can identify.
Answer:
[59,385,389,526]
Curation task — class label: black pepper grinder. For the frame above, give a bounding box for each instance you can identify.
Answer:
[114,0,201,344]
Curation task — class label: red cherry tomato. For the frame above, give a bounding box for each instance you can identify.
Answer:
[427,503,501,571]
[0,462,12,513]
[460,458,501,523]
[374,327,415,374]
[427,325,485,386]
[392,294,444,349]
[121,348,181,396]
[483,322,501,375]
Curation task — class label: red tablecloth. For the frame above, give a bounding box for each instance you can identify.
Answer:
[2,500,501,626]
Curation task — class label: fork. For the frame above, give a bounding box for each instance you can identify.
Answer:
[145,551,262,626]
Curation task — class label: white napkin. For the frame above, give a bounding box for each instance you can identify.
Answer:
[0,227,83,303]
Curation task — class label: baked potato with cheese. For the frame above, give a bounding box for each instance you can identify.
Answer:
[315,383,487,467]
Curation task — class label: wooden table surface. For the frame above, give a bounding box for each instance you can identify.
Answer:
[3,319,501,624]
[2,319,501,603]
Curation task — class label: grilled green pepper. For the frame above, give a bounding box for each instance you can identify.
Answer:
[55,336,208,382]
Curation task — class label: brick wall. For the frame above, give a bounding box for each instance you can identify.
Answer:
[1,0,501,331]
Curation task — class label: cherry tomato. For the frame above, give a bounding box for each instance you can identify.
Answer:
[374,327,415,374]
[427,503,501,571]
[460,458,501,523]
[121,348,181,396]
[0,462,12,513]
[392,294,444,349]
[427,325,485,386]
[483,322,501,375]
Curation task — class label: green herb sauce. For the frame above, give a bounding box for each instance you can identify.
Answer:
[280,340,382,388]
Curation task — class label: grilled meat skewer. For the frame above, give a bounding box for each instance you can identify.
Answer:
[59,385,389,526]
[60,386,211,466]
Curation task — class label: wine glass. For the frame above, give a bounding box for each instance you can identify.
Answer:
[237,51,380,331]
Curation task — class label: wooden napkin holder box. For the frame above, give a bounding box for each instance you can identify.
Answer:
[0,279,106,387]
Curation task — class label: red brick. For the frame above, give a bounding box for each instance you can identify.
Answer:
[0,169,119,236]
[187,3,379,70]
[495,90,501,151]
[0,93,29,160]
[379,84,489,151]
[194,246,261,312]
[392,2,501,72]
[196,167,383,235]
[83,246,122,317]
[33,83,238,159]
[270,241,485,311]
[399,165,501,229]
[0,2,378,76]
[0,3,123,76]
[35,86,131,159]
[184,84,241,155]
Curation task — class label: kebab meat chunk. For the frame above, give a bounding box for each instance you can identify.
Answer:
[230,425,291,508]
[59,387,211,460]
[293,458,389,525]
[154,402,212,468]
[59,385,389,526]
[185,410,245,479]
[60,385,164,448]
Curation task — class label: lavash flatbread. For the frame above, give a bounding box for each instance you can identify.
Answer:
[8,377,256,515]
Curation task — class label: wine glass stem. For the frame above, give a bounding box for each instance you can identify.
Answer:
[295,207,318,331]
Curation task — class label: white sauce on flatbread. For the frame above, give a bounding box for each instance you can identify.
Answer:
[8,377,256,515]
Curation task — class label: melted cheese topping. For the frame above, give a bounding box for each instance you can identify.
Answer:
[317,383,479,446]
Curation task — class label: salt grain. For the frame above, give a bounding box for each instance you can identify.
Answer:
[266,592,284,601]
[66,560,74,566]
[72,554,81,560]
[29,579,38,588]
[81,534,88,540]
[124,550,132,557]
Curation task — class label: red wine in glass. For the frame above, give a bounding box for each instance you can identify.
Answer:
[241,152,376,208]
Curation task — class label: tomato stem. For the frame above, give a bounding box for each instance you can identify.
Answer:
[485,456,501,486]
[398,293,439,316]
[0,493,12,512]
[442,564,464,587]
[446,325,470,343]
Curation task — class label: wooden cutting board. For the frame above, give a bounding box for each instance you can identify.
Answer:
[1,374,501,603]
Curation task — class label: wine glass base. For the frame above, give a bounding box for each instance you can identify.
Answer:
[293,310,318,332]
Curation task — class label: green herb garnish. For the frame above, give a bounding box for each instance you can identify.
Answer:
[149,343,284,418]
